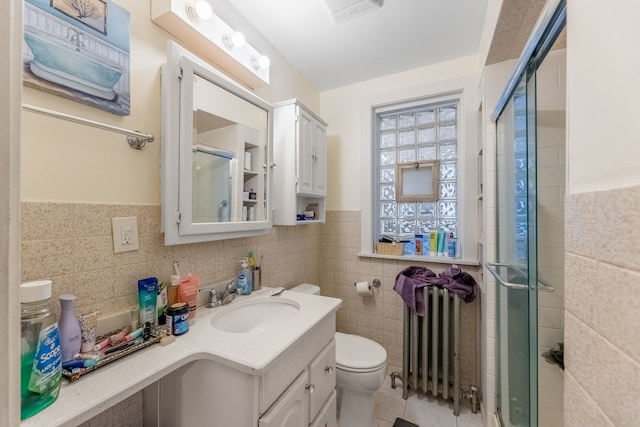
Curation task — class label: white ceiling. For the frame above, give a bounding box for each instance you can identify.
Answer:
[227,0,490,91]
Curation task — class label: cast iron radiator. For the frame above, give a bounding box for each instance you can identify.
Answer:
[402,287,461,415]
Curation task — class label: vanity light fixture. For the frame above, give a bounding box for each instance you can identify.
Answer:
[223,31,246,49]
[151,0,270,88]
[186,0,212,22]
[252,55,271,70]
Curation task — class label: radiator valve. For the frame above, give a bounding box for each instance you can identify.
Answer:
[462,385,481,414]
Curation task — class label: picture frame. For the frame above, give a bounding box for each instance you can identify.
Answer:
[52,0,107,35]
[396,160,440,202]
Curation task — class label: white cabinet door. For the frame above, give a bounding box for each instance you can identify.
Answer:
[310,390,337,427]
[260,370,309,427]
[297,107,314,196]
[308,339,336,420]
[312,119,327,197]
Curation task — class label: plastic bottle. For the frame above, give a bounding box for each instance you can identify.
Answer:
[247,251,256,290]
[20,280,62,420]
[447,232,458,258]
[179,274,199,323]
[168,274,180,306]
[156,280,168,325]
[238,259,252,295]
[58,294,81,363]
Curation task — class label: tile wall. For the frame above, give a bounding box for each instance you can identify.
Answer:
[319,210,480,392]
[564,185,640,426]
[534,49,566,427]
[20,203,480,423]
[20,202,322,319]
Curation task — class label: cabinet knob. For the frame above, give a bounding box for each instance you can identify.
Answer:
[305,383,315,394]
[324,365,334,374]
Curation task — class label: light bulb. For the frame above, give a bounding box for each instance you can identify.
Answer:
[186,1,212,22]
[224,31,246,49]
[231,31,246,48]
[252,55,271,70]
[194,1,212,20]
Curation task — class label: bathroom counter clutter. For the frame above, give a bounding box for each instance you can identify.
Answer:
[21,288,342,427]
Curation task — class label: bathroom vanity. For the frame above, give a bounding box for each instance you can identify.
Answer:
[153,295,338,427]
[20,289,341,427]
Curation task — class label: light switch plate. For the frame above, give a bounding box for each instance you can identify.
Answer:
[112,216,139,253]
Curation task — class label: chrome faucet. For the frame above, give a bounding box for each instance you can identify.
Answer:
[206,281,236,308]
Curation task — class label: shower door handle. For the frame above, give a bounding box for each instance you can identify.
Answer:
[485,262,528,290]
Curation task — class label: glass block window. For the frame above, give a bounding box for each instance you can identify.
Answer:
[374,101,459,245]
[513,93,528,263]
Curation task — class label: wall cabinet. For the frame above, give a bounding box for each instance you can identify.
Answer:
[273,100,328,225]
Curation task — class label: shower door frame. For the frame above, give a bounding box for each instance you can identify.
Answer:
[489,1,566,426]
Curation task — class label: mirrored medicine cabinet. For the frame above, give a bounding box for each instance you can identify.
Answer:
[161,41,272,245]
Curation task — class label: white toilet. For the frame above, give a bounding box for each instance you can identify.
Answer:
[290,284,387,427]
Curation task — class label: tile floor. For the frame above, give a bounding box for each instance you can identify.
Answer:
[373,377,484,427]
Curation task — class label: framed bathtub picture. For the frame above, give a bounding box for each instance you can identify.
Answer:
[23,0,131,116]
[52,0,107,35]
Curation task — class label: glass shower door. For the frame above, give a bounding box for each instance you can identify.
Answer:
[489,74,538,427]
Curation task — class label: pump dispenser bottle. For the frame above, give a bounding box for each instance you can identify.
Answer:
[238,259,252,295]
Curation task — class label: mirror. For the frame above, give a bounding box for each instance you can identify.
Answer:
[162,41,272,245]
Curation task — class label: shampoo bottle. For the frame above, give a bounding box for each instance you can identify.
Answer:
[58,294,81,363]
[437,229,446,256]
[447,232,458,258]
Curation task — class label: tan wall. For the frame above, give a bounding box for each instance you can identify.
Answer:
[21,0,319,204]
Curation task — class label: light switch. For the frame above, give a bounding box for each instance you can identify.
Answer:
[112,216,139,253]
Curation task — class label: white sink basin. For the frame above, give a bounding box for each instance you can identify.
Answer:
[210,296,301,333]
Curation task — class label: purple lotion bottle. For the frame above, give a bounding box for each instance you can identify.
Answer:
[58,294,82,362]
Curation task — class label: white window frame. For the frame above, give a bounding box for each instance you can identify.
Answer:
[359,76,479,264]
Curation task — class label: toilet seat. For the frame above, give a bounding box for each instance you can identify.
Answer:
[335,332,387,373]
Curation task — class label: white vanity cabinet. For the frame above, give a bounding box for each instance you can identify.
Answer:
[154,311,337,427]
[273,100,328,225]
[260,340,336,427]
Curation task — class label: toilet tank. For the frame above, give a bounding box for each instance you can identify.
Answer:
[290,283,320,295]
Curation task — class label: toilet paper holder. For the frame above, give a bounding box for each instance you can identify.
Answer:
[354,278,381,290]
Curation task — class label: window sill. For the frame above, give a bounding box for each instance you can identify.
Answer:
[358,252,479,266]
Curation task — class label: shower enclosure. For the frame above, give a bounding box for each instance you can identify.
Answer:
[487,1,566,426]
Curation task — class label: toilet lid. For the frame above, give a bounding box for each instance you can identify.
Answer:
[335,332,387,371]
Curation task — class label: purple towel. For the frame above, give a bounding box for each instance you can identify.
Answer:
[430,265,477,304]
[394,265,477,316]
[393,266,436,316]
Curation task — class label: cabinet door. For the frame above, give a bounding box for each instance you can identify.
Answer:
[308,339,336,420]
[310,390,337,427]
[297,107,314,196]
[260,370,309,427]
[312,120,327,197]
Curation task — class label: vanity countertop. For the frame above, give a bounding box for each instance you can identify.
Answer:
[21,288,342,427]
